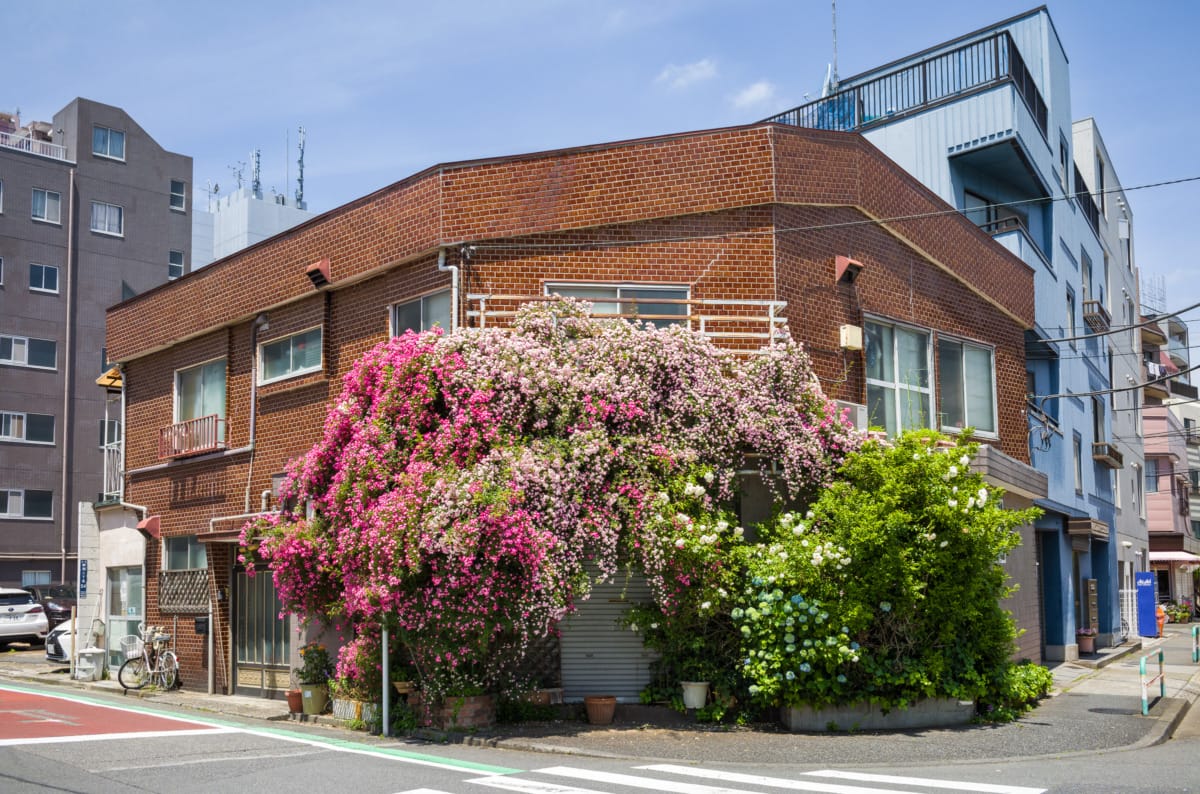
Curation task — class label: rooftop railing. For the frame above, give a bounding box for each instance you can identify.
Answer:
[159,414,227,460]
[0,130,68,161]
[763,31,1048,139]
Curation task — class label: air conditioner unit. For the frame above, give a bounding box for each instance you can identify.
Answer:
[834,400,868,430]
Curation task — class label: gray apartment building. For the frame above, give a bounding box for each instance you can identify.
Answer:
[0,98,192,588]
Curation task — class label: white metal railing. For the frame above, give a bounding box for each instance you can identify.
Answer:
[1119,588,1137,641]
[466,294,789,353]
[0,130,68,161]
[101,443,122,502]
[1140,649,1165,715]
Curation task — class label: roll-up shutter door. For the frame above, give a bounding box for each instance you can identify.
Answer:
[558,571,657,703]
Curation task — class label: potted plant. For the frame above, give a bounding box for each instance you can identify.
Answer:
[679,658,718,709]
[284,670,304,714]
[330,675,380,727]
[1076,627,1097,654]
[296,641,333,715]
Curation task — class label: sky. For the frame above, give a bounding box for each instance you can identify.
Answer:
[6,0,1199,318]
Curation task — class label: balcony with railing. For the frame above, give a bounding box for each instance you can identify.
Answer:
[1082,299,1111,333]
[1143,358,1170,400]
[101,442,122,502]
[1074,166,1101,236]
[763,31,1048,139]
[0,130,68,161]
[981,216,1050,273]
[466,294,788,354]
[159,415,227,460]
[1092,441,1123,469]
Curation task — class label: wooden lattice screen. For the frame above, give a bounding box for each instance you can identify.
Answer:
[158,569,209,613]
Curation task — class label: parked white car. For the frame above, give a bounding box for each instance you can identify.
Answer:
[0,587,50,648]
[44,619,76,663]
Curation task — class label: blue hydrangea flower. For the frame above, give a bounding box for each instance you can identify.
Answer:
[785,671,796,680]
[799,663,812,673]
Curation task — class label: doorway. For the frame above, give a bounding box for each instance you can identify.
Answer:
[232,569,290,697]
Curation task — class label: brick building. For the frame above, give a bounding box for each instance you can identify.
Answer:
[104,122,1046,698]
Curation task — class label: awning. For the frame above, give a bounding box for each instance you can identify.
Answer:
[1148,551,1200,563]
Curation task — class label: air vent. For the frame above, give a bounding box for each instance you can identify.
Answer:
[834,400,868,430]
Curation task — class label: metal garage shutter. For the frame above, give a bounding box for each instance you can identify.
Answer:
[558,570,658,703]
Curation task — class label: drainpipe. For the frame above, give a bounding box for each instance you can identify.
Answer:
[243,314,269,512]
[437,249,459,332]
[59,168,77,583]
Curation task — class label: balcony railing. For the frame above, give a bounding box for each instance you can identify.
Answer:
[466,294,788,354]
[101,443,122,502]
[1143,360,1170,399]
[0,130,68,161]
[1092,441,1124,469]
[1082,299,1111,333]
[159,415,227,459]
[763,31,1048,138]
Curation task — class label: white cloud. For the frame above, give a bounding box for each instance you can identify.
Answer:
[732,80,777,109]
[656,58,717,90]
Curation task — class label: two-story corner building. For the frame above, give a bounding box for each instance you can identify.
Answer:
[0,99,191,618]
[102,122,1045,699]
[1071,119,1147,634]
[764,6,1123,659]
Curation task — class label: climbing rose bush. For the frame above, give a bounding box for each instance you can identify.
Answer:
[242,300,857,701]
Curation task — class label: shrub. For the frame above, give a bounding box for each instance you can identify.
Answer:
[978,660,1053,722]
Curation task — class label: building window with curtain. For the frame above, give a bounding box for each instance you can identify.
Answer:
[1145,459,1159,493]
[90,201,124,236]
[175,359,226,427]
[936,337,996,435]
[392,291,451,335]
[259,327,322,384]
[864,319,932,436]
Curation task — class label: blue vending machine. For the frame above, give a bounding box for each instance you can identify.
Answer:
[1135,571,1158,638]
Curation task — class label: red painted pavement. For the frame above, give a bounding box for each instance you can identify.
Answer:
[0,688,210,741]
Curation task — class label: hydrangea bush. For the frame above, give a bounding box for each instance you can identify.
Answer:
[242,301,857,701]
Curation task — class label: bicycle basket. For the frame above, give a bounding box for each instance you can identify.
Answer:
[120,635,144,661]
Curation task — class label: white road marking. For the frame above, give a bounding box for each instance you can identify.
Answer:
[805,770,1045,794]
[534,766,768,794]
[393,790,456,794]
[0,727,240,747]
[96,749,316,771]
[641,765,1045,794]
[469,774,608,794]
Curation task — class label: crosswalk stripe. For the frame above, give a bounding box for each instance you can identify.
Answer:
[394,789,456,794]
[805,770,1045,794]
[536,765,904,794]
[643,765,1043,794]
[469,775,609,794]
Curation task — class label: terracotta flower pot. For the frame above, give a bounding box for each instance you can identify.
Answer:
[285,688,303,713]
[1077,635,1096,654]
[584,695,616,725]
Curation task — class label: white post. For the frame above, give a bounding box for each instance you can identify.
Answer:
[207,599,215,695]
[69,606,78,678]
[381,622,390,737]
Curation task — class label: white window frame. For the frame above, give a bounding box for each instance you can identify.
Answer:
[99,418,122,448]
[1,411,55,445]
[936,335,998,438]
[258,326,323,385]
[92,125,126,161]
[543,282,691,328]
[90,201,124,237]
[390,289,452,336]
[0,488,54,520]
[0,178,4,213]
[169,180,186,212]
[168,250,185,280]
[0,257,4,285]
[163,535,208,571]
[864,317,933,437]
[1073,433,1084,494]
[0,334,57,370]
[173,357,227,424]
[29,263,59,295]
[31,188,61,224]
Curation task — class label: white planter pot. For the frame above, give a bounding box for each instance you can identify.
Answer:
[680,681,709,709]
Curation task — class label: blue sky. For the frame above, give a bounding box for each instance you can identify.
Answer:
[7,1,1199,315]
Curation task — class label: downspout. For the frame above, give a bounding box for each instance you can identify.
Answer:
[59,168,77,583]
[243,314,269,513]
[437,249,459,332]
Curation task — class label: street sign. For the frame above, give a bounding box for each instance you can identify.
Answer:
[79,560,88,598]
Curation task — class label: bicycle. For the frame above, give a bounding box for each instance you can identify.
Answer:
[117,623,179,691]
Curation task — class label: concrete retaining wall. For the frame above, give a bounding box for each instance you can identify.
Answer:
[780,697,975,732]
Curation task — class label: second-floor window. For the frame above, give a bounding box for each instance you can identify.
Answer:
[90,201,124,236]
[164,535,207,570]
[0,335,57,369]
[936,338,996,435]
[31,188,61,224]
[169,180,186,211]
[865,319,931,436]
[168,250,184,280]
[29,263,59,294]
[0,412,55,444]
[92,125,126,160]
[392,291,451,335]
[259,328,322,384]
[546,284,689,329]
[1145,459,1159,493]
[176,359,226,423]
[0,489,53,519]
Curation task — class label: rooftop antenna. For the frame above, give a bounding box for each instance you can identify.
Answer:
[284,128,289,207]
[227,160,245,190]
[251,148,263,199]
[831,0,839,86]
[295,126,307,211]
[206,179,220,212]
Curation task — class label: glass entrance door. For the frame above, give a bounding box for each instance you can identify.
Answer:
[106,566,144,669]
[233,569,290,697]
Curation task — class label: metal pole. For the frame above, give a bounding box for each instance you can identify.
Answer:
[1140,654,1148,715]
[69,605,77,679]
[207,599,215,695]
[1159,650,1166,701]
[381,622,390,737]
[1193,625,1198,664]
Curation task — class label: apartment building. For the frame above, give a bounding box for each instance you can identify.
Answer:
[0,100,191,613]
[765,7,1128,659]
[103,122,1044,696]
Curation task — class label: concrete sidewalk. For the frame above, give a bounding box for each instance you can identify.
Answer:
[3,625,1199,767]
